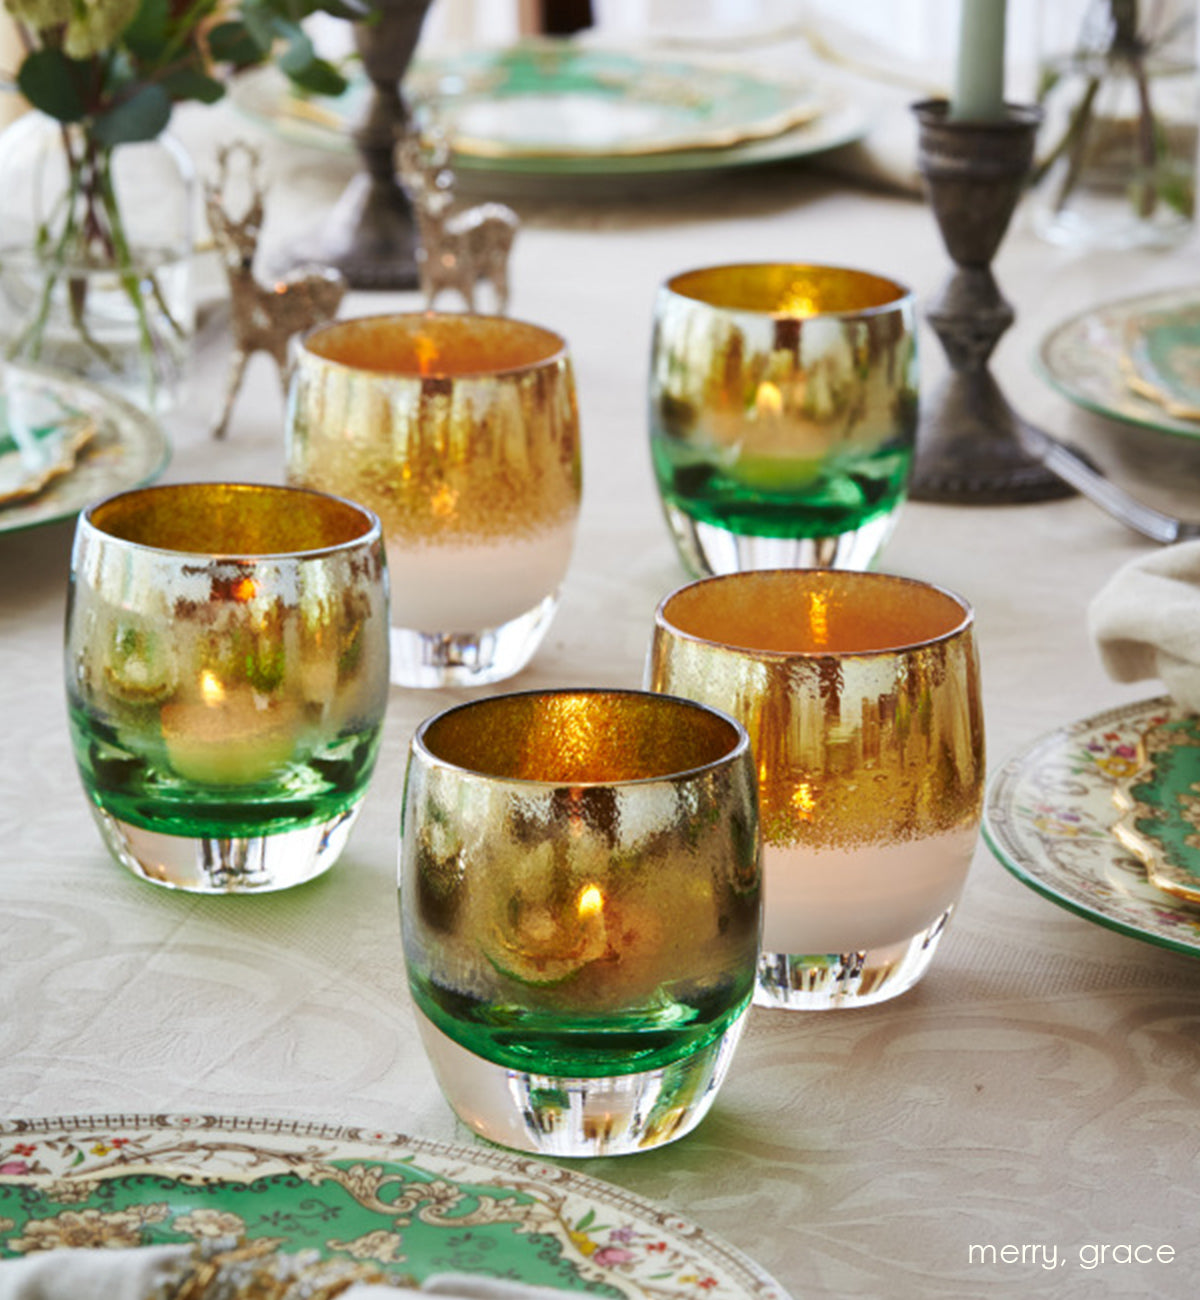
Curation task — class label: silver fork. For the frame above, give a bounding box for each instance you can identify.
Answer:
[1018,423,1200,544]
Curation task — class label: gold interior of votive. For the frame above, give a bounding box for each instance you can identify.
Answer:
[667,263,909,316]
[303,314,566,377]
[661,571,969,656]
[421,690,742,784]
[88,483,375,555]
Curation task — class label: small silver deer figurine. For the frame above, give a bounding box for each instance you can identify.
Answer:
[205,142,346,439]
[397,127,519,315]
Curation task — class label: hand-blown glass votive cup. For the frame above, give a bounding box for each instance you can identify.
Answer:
[649,263,918,576]
[286,313,581,689]
[648,570,984,1010]
[399,688,762,1157]
[65,482,390,893]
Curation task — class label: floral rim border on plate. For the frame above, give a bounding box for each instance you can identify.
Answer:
[983,695,1200,956]
[0,1114,791,1300]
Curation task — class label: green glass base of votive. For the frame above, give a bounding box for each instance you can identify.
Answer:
[754,905,955,1011]
[90,804,362,893]
[412,1002,748,1158]
[660,499,899,577]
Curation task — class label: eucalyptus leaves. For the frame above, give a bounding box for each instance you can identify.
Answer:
[4,0,359,147]
[0,0,362,408]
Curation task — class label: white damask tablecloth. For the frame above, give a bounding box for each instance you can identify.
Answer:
[3,90,1200,1300]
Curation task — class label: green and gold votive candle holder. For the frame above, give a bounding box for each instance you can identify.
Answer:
[649,263,918,576]
[65,482,390,893]
[399,688,761,1157]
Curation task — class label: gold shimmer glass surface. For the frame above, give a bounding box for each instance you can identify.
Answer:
[286,313,581,688]
[648,569,985,1009]
[649,262,917,575]
[400,688,762,1157]
[65,482,390,893]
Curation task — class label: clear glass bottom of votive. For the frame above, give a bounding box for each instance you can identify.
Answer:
[661,501,897,577]
[754,905,955,1010]
[412,1002,748,1158]
[389,592,560,689]
[91,804,361,893]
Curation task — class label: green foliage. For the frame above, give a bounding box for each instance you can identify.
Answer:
[16,48,86,122]
[91,83,173,145]
[4,0,354,137]
[206,20,264,68]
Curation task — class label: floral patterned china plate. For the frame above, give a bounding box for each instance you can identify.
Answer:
[983,697,1200,956]
[1112,714,1200,904]
[0,1115,790,1299]
[1037,286,1200,441]
[0,365,169,534]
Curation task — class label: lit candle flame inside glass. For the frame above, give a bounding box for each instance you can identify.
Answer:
[430,484,459,519]
[791,782,816,819]
[755,381,783,416]
[415,335,439,376]
[199,670,225,707]
[808,591,829,647]
[232,576,256,603]
[779,282,818,315]
[577,884,604,918]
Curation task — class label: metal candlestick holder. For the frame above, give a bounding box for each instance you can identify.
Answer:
[909,99,1071,503]
[284,0,435,289]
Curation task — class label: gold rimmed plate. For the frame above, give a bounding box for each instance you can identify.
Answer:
[0,1114,791,1299]
[983,697,1200,955]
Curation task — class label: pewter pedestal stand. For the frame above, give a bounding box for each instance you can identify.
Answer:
[285,0,434,289]
[909,99,1071,503]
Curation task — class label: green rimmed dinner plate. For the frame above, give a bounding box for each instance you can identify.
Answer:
[983,696,1200,956]
[0,365,169,535]
[401,43,820,159]
[0,1115,790,1299]
[1036,285,1200,441]
[230,46,868,186]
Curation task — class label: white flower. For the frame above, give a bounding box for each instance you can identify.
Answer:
[4,0,142,59]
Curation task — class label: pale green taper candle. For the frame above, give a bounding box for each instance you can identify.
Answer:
[951,0,1007,120]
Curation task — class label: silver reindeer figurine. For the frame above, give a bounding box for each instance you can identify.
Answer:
[397,127,519,315]
[205,142,346,439]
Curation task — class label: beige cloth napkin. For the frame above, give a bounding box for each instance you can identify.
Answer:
[0,1245,189,1299]
[1089,542,1200,712]
[0,1247,572,1300]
